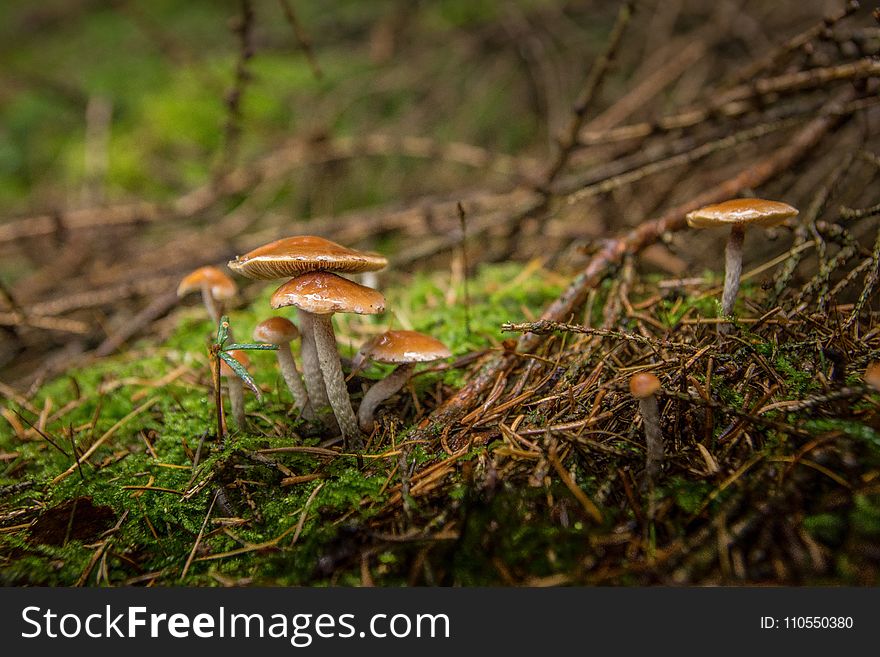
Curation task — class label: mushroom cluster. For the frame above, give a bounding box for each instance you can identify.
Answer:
[174,235,451,450]
[228,236,388,449]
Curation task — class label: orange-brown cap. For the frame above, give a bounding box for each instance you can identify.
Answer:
[865,362,880,392]
[228,235,388,280]
[686,198,798,229]
[630,372,661,398]
[357,330,451,365]
[220,350,251,377]
[253,317,300,344]
[177,266,237,299]
[270,271,386,315]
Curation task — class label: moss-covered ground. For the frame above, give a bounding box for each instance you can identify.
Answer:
[3,260,879,586]
[1,263,573,585]
[2,1,879,587]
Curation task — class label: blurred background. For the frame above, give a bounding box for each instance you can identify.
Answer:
[0,0,877,384]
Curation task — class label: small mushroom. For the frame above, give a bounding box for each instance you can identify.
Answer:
[271,271,386,450]
[686,198,798,333]
[865,362,880,392]
[253,317,314,420]
[220,350,251,430]
[629,372,663,484]
[177,266,237,325]
[354,330,451,433]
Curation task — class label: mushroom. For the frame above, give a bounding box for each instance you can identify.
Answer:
[865,362,880,392]
[227,235,388,279]
[686,198,798,333]
[353,330,451,433]
[228,235,387,420]
[253,317,314,420]
[220,350,251,430]
[271,271,386,449]
[629,372,663,484]
[177,266,237,325]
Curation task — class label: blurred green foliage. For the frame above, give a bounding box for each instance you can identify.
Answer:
[0,0,558,210]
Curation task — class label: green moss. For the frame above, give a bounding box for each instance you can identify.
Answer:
[656,287,719,328]
[803,513,846,545]
[802,419,880,451]
[774,354,818,396]
[851,494,880,538]
[666,476,712,515]
[0,259,566,585]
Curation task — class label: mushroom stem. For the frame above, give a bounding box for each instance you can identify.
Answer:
[358,363,415,433]
[311,313,363,450]
[227,377,246,430]
[200,279,221,326]
[720,224,745,333]
[276,343,315,420]
[298,309,332,415]
[639,394,663,485]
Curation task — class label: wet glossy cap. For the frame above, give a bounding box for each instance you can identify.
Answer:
[220,350,251,377]
[865,362,880,392]
[686,198,798,229]
[356,330,451,366]
[629,372,661,398]
[270,271,386,315]
[228,235,388,280]
[253,317,300,344]
[177,266,237,299]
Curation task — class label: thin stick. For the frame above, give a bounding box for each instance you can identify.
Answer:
[840,201,880,220]
[180,489,220,582]
[501,320,699,352]
[289,482,324,546]
[194,482,324,562]
[216,0,255,176]
[723,0,860,87]
[51,397,159,485]
[562,117,800,207]
[457,201,472,338]
[276,0,322,79]
[212,348,225,442]
[0,312,89,334]
[578,61,880,146]
[547,441,603,523]
[9,409,70,457]
[844,226,880,329]
[540,0,636,187]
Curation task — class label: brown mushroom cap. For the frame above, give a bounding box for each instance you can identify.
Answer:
[270,271,386,315]
[630,372,661,398]
[220,350,250,377]
[228,235,388,280]
[865,362,880,392]
[177,266,237,299]
[253,316,300,344]
[686,198,798,229]
[359,330,452,364]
